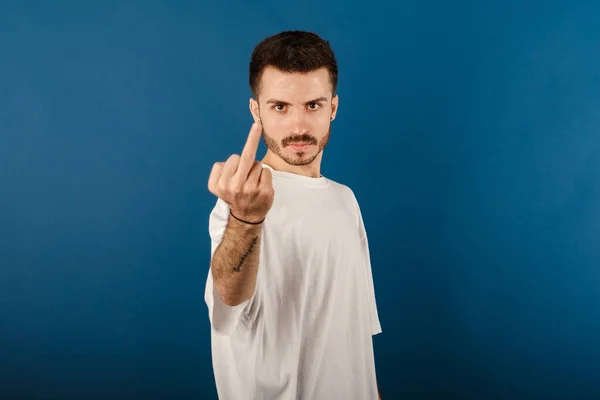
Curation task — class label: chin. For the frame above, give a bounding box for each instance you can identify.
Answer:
[286,159,314,167]
[285,151,320,166]
[289,150,313,160]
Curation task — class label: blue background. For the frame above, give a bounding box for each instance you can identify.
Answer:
[2,1,600,398]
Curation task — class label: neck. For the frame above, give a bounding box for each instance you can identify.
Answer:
[261,151,323,178]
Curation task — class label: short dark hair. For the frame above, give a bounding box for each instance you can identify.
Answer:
[249,31,338,99]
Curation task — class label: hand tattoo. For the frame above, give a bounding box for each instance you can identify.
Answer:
[233,236,259,272]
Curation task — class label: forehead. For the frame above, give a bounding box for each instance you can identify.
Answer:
[259,66,331,101]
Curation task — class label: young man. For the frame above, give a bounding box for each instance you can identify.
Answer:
[205,31,382,399]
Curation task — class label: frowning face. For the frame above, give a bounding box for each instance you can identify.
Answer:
[250,66,338,167]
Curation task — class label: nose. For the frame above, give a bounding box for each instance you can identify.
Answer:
[288,108,310,135]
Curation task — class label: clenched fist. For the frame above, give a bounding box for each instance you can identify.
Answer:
[208,122,275,224]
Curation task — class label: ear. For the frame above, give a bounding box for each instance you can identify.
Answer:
[249,98,261,123]
[330,94,339,121]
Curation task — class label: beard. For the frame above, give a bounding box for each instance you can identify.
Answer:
[261,123,331,166]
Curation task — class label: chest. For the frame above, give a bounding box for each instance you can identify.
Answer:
[266,188,360,255]
[259,187,363,297]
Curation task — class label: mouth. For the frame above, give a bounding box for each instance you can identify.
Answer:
[288,143,313,150]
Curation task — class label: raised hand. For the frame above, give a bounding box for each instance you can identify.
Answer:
[208,122,274,223]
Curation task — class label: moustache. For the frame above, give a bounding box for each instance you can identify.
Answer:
[282,134,318,147]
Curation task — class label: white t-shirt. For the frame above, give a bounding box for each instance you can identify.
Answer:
[204,164,382,400]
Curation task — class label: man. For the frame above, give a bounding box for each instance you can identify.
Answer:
[205,30,382,399]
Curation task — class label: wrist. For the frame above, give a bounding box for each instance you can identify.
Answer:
[229,210,265,225]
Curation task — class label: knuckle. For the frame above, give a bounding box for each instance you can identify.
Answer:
[216,182,228,194]
[230,178,243,192]
[230,184,243,196]
[245,185,259,196]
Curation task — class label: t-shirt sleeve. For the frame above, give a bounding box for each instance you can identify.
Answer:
[356,198,383,336]
[204,197,253,336]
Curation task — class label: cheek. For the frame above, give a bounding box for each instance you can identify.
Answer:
[315,108,334,123]
[314,113,332,128]
[264,119,284,136]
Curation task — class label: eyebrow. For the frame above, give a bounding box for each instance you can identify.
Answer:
[265,97,328,106]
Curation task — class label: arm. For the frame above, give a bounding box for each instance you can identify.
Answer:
[207,121,273,308]
[211,215,263,307]
[352,192,383,399]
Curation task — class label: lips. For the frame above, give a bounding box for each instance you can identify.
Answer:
[289,143,313,150]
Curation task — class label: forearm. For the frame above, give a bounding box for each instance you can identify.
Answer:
[211,215,262,306]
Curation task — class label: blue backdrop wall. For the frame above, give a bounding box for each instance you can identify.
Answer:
[1,1,599,399]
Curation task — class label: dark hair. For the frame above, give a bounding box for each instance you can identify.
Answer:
[249,31,338,98]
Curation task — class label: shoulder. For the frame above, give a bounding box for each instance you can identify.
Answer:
[324,179,362,230]
[325,178,358,201]
[324,178,369,238]
[329,179,358,208]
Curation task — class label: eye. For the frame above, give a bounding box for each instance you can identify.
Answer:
[272,104,286,112]
[308,102,321,110]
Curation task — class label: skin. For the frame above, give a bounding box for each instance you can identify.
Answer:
[208,66,338,307]
[207,122,271,307]
[209,65,381,399]
[249,66,339,178]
